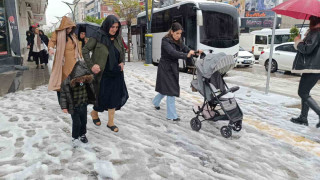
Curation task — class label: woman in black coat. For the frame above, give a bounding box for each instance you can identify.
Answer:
[152,22,201,121]
[290,16,320,127]
[39,30,49,66]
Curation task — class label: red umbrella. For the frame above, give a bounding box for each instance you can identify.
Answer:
[272,0,320,20]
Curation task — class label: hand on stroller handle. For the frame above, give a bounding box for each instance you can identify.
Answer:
[192,50,205,59]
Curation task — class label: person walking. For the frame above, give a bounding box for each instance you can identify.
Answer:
[39,30,49,67]
[82,15,128,132]
[32,27,44,69]
[47,16,83,101]
[26,26,34,62]
[152,22,201,121]
[290,15,320,127]
[60,61,95,148]
[78,27,88,49]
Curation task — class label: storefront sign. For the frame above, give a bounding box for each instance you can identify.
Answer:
[5,0,20,56]
[0,51,7,55]
[34,14,46,25]
[241,17,281,28]
[245,11,275,17]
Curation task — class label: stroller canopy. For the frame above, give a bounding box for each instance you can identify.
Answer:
[196,52,235,79]
[192,52,235,100]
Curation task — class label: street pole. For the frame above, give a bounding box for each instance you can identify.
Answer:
[62,0,80,23]
[144,0,153,64]
[265,13,277,94]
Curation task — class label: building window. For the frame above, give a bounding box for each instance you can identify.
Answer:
[0,0,8,55]
[104,13,108,17]
[107,6,112,11]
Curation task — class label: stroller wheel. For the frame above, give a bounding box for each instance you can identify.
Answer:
[190,117,201,131]
[220,126,232,138]
[232,121,242,132]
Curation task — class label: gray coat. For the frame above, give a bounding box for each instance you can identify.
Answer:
[155,37,190,97]
[292,28,320,73]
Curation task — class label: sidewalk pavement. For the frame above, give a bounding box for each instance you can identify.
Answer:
[0,52,50,96]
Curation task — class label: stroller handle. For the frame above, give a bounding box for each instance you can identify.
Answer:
[217,86,240,99]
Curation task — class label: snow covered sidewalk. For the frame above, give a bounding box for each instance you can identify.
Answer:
[0,62,320,179]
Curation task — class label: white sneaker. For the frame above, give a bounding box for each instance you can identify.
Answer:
[72,138,80,148]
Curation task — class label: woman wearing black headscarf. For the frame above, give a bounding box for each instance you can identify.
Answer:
[82,15,128,132]
[39,30,49,66]
[78,26,88,48]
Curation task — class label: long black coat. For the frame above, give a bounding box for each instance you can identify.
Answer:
[26,30,34,46]
[39,34,49,64]
[292,28,320,73]
[155,37,190,97]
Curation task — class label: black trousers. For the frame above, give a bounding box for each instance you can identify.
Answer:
[298,73,320,101]
[39,50,48,64]
[33,52,40,65]
[28,45,33,60]
[71,104,87,139]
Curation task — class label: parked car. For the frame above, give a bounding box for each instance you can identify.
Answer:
[259,42,297,73]
[235,47,255,67]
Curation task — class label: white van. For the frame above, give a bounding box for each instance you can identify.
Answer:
[250,28,308,59]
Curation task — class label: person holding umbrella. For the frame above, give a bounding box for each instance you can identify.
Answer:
[272,0,320,127]
[290,16,320,127]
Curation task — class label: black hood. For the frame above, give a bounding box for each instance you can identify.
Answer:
[69,61,91,80]
[100,15,121,38]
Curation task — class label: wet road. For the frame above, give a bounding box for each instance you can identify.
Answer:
[225,64,320,107]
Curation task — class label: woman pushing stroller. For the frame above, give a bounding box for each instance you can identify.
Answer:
[152,22,202,121]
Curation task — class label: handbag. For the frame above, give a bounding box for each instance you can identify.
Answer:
[41,40,48,54]
[47,54,54,74]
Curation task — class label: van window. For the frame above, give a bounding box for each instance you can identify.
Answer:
[268,35,290,44]
[255,35,267,44]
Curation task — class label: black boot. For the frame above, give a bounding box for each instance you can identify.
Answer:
[291,100,309,126]
[306,97,320,128]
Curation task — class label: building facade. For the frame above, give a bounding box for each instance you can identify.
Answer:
[0,0,47,73]
[75,0,91,23]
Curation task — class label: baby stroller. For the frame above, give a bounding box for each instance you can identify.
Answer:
[190,52,243,138]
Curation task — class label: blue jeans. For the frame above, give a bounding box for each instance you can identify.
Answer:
[152,93,178,119]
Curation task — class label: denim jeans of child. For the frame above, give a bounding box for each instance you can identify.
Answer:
[71,104,87,139]
[152,93,178,119]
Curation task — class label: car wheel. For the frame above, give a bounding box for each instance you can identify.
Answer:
[264,59,278,73]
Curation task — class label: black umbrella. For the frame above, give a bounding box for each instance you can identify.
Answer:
[74,22,100,39]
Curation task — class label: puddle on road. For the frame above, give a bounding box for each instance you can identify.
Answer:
[285,104,300,109]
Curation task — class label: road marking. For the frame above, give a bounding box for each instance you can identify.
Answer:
[128,72,320,157]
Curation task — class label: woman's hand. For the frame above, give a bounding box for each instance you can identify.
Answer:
[49,48,55,55]
[187,50,195,58]
[119,62,124,71]
[197,50,203,54]
[91,64,101,74]
[294,35,301,42]
[62,109,68,113]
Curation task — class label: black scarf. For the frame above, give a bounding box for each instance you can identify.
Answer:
[94,15,121,71]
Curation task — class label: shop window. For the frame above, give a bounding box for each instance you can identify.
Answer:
[0,0,8,55]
